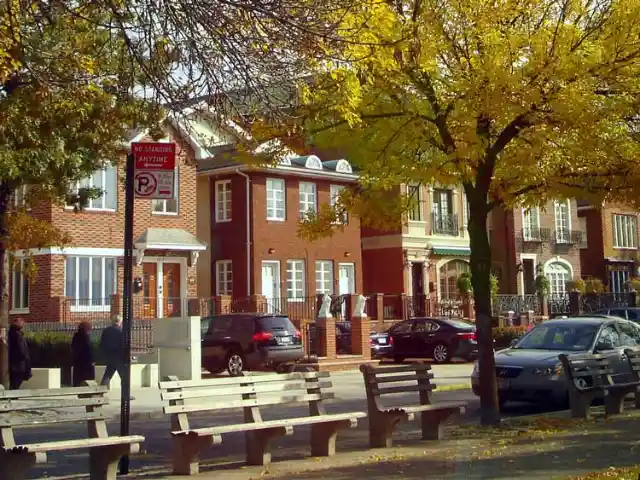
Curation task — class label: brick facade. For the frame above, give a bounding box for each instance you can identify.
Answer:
[9,126,203,322]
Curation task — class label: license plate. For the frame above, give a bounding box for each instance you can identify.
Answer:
[377,338,387,345]
[497,378,510,390]
[279,336,292,345]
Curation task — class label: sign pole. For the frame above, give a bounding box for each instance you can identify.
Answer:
[119,151,135,475]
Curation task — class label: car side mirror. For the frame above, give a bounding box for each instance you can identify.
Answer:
[595,342,614,352]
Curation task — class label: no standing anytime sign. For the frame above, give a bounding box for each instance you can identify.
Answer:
[132,142,177,199]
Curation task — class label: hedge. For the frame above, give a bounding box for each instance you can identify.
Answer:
[492,326,528,349]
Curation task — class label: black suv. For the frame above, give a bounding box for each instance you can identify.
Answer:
[201,313,305,375]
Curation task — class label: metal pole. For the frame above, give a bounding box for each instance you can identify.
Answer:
[119,151,135,475]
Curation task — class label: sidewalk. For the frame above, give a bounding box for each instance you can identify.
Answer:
[102,364,474,420]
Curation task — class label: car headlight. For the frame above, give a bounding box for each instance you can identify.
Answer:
[532,364,563,376]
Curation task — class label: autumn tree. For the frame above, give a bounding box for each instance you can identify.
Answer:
[276,0,640,424]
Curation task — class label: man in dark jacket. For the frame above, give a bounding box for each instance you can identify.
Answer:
[8,318,31,389]
[99,315,125,387]
[72,321,95,386]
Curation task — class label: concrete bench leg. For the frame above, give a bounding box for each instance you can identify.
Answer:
[604,388,634,416]
[0,452,39,480]
[310,418,357,457]
[245,426,292,466]
[420,409,458,441]
[172,435,219,476]
[89,444,138,480]
[369,413,408,448]
[568,390,596,419]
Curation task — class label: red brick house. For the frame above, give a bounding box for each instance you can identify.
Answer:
[578,201,640,292]
[9,126,207,323]
[490,200,584,296]
[197,154,362,309]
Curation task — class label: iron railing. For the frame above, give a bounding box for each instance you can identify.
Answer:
[431,213,459,236]
[493,294,541,315]
[520,227,552,243]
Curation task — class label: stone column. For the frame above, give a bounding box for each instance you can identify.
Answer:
[317,294,336,359]
[569,291,582,316]
[351,295,371,358]
[213,295,232,314]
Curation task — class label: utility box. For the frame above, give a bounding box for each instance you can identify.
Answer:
[152,316,202,381]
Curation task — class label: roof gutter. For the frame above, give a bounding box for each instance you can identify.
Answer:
[236,168,252,296]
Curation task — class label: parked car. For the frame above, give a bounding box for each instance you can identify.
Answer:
[471,316,640,408]
[201,313,305,376]
[385,317,478,364]
[308,322,393,358]
[597,307,640,322]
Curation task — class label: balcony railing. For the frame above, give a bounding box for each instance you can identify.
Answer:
[554,229,586,246]
[431,213,459,236]
[520,227,552,243]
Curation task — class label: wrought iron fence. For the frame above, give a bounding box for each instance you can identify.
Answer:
[580,292,633,313]
[431,212,459,236]
[434,297,465,317]
[548,293,570,316]
[492,294,541,315]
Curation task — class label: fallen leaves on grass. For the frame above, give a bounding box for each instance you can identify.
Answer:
[568,465,640,479]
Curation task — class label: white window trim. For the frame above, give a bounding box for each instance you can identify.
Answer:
[299,181,317,218]
[65,256,117,312]
[10,258,29,314]
[215,179,232,223]
[151,167,180,216]
[407,184,423,222]
[215,260,233,295]
[67,166,118,212]
[286,259,305,302]
[315,260,334,295]
[13,185,31,211]
[522,207,541,240]
[612,214,638,250]
[554,200,572,243]
[266,178,286,221]
[543,257,574,295]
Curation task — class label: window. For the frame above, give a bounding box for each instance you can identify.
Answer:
[462,197,470,229]
[214,180,232,222]
[407,184,423,221]
[77,166,117,210]
[11,258,29,312]
[286,260,305,301]
[544,261,571,295]
[152,168,179,214]
[65,256,116,310]
[215,260,232,295]
[390,321,413,335]
[315,261,333,294]
[438,260,470,299]
[610,269,630,294]
[266,178,285,220]
[618,321,640,346]
[432,189,452,219]
[299,182,317,218]
[612,214,638,249]
[523,207,541,240]
[596,324,620,350]
[13,185,30,210]
[330,184,348,224]
[554,200,571,243]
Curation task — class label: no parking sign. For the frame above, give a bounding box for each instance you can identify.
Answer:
[132,142,176,199]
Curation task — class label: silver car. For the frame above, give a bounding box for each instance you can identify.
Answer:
[471,316,640,408]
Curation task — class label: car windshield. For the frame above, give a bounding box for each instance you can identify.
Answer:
[256,316,295,332]
[514,323,599,351]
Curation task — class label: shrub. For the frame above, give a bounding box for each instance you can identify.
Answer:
[457,273,473,295]
[584,278,605,294]
[535,275,550,296]
[629,278,640,292]
[493,326,527,349]
[566,279,586,293]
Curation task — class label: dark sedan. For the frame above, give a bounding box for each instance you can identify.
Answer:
[334,322,393,358]
[386,317,478,364]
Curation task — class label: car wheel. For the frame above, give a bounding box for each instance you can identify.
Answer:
[393,355,405,363]
[226,351,245,376]
[432,343,451,364]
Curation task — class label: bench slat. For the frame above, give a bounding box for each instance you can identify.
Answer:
[372,383,435,396]
[175,412,367,437]
[385,401,466,414]
[0,397,108,412]
[366,373,433,384]
[164,392,335,414]
[4,435,145,454]
[160,371,329,390]
[0,411,107,427]
[0,386,107,400]
[161,380,332,401]
[361,364,431,375]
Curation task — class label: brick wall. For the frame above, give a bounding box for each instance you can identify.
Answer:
[362,247,404,294]
[579,207,605,279]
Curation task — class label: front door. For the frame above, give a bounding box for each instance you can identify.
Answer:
[523,259,535,294]
[142,260,183,318]
[338,263,355,317]
[261,261,281,313]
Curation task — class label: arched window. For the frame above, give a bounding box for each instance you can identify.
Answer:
[439,260,470,299]
[545,261,572,295]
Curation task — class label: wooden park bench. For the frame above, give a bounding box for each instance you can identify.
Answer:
[623,346,640,408]
[359,363,466,448]
[0,382,144,480]
[558,353,639,418]
[159,371,367,475]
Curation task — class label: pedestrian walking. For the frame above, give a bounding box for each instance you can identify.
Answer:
[8,318,31,390]
[99,315,125,387]
[71,321,95,386]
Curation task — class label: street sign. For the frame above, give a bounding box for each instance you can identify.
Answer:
[132,142,176,199]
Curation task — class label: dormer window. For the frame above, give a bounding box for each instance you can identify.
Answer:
[304,155,323,170]
[335,160,352,174]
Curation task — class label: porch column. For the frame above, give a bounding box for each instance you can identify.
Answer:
[452,187,459,234]
[405,261,412,296]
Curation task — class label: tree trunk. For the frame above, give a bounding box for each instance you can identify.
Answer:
[0,186,10,388]
[467,197,500,426]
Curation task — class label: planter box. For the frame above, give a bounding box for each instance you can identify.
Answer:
[21,368,61,389]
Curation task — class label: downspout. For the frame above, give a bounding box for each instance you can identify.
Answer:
[236,169,251,295]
